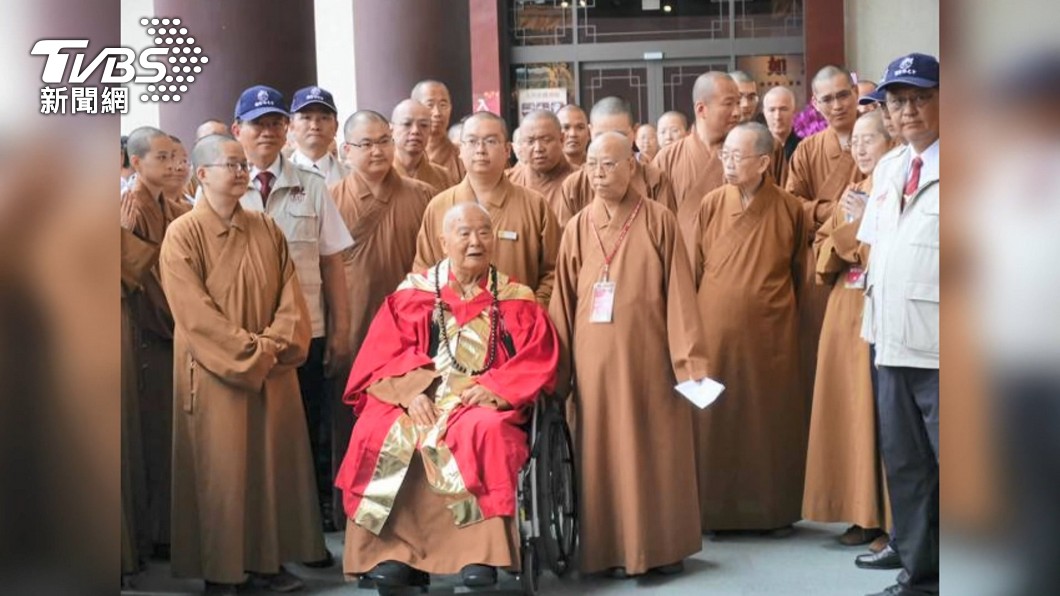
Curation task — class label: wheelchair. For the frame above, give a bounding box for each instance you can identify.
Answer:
[365,394,577,595]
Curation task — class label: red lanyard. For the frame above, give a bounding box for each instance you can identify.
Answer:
[591,198,643,281]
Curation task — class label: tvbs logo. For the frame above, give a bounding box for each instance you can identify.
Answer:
[32,17,207,110]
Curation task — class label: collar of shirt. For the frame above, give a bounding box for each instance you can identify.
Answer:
[249,155,284,189]
[908,138,940,184]
[291,149,334,174]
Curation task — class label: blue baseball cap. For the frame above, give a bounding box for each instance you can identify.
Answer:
[878,53,939,92]
[234,85,289,122]
[291,86,337,114]
[858,83,886,106]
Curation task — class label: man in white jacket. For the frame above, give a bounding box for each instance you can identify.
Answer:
[857,53,940,596]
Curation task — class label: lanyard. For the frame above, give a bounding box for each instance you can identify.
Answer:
[591,198,643,281]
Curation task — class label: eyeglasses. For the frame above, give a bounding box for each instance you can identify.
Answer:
[885,91,936,112]
[815,89,855,106]
[719,151,765,164]
[346,136,394,150]
[203,162,250,174]
[584,160,621,174]
[462,137,504,149]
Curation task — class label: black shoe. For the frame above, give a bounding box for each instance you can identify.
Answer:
[866,584,903,596]
[460,564,497,587]
[366,561,428,588]
[855,545,902,570]
[303,551,335,568]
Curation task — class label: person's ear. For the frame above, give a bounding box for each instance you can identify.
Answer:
[231,121,241,137]
[130,155,141,171]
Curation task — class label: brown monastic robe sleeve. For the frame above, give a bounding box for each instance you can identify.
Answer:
[790,198,810,304]
[814,207,868,286]
[160,217,308,392]
[260,219,312,372]
[657,209,711,382]
[412,203,444,273]
[534,205,562,305]
[784,143,819,240]
[649,166,679,214]
[121,227,159,292]
[546,220,580,401]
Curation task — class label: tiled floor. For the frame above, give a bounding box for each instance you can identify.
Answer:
[122,521,914,595]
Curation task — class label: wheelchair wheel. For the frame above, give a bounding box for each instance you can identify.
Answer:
[520,537,539,595]
[535,400,578,576]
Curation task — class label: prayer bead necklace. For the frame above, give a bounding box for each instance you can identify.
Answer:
[432,264,501,376]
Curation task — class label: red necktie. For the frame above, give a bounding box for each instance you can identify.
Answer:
[901,157,923,211]
[256,171,275,202]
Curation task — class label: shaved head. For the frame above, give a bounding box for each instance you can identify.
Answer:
[192,133,237,170]
[411,80,453,138]
[729,70,754,84]
[589,96,635,129]
[126,126,169,159]
[693,71,735,104]
[588,131,633,160]
[391,99,429,124]
[442,201,492,234]
[196,119,227,140]
[521,109,562,130]
[463,111,509,141]
[343,110,389,140]
[763,86,797,139]
[557,104,586,120]
[731,122,775,156]
[411,79,450,102]
[812,65,855,94]
[763,86,796,106]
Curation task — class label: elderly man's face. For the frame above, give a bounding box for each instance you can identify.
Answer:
[885,84,940,150]
[720,128,769,188]
[440,207,494,276]
[586,136,635,202]
[520,116,563,173]
[850,115,891,176]
[460,117,510,178]
[763,93,795,140]
[292,106,338,154]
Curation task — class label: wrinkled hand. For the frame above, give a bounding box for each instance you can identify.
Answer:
[324,334,353,378]
[407,393,439,427]
[840,189,868,222]
[460,385,511,410]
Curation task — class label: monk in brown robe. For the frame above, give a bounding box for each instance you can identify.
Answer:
[693,123,808,533]
[558,96,677,227]
[391,99,456,193]
[506,109,574,218]
[119,126,190,554]
[557,104,590,168]
[166,136,196,204]
[785,65,866,418]
[412,80,466,182]
[162,135,326,594]
[656,110,688,152]
[414,111,561,305]
[550,132,708,576]
[763,86,801,188]
[653,71,741,260]
[120,226,159,577]
[635,123,659,162]
[803,111,895,546]
[328,110,435,526]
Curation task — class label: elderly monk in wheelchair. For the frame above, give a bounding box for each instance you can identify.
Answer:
[335,202,559,590]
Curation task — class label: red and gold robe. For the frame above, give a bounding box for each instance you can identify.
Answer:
[336,261,559,574]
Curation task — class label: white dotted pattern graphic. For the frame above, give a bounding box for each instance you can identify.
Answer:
[139,16,206,103]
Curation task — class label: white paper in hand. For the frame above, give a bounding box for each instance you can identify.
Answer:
[675,377,725,409]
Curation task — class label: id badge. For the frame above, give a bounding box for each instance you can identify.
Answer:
[844,266,866,289]
[589,281,616,323]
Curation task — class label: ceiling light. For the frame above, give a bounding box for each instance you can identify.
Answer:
[663,4,672,12]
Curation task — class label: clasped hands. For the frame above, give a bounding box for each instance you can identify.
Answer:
[406,385,511,427]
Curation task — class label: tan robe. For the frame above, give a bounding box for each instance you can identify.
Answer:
[506,160,574,221]
[161,200,326,583]
[427,136,466,183]
[802,177,889,529]
[771,138,791,189]
[693,181,809,531]
[120,228,159,574]
[120,180,190,546]
[413,177,561,305]
[328,169,433,499]
[393,156,456,195]
[784,127,865,419]
[557,159,677,228]
[652,132,726,260]
[549,191,708,574]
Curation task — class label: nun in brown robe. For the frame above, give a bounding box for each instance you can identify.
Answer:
[550,133,708,575]
[693,124,808,532]
[802,111,896,543]
[162,136,326,588]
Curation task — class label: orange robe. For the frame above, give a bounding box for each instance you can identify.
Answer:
[557,159,677,227]
[413,177,561,305]
[427,136,466,183]
[802,177,889,529]
[549,191,707,574]
[784,127,865,420]
[120,180,190,547]
[653,132,726,261]
[693,181,808,531]
[506,160,574,222]
[393,156,456,195]
[161,200,326,583]
[327,168,434,522]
